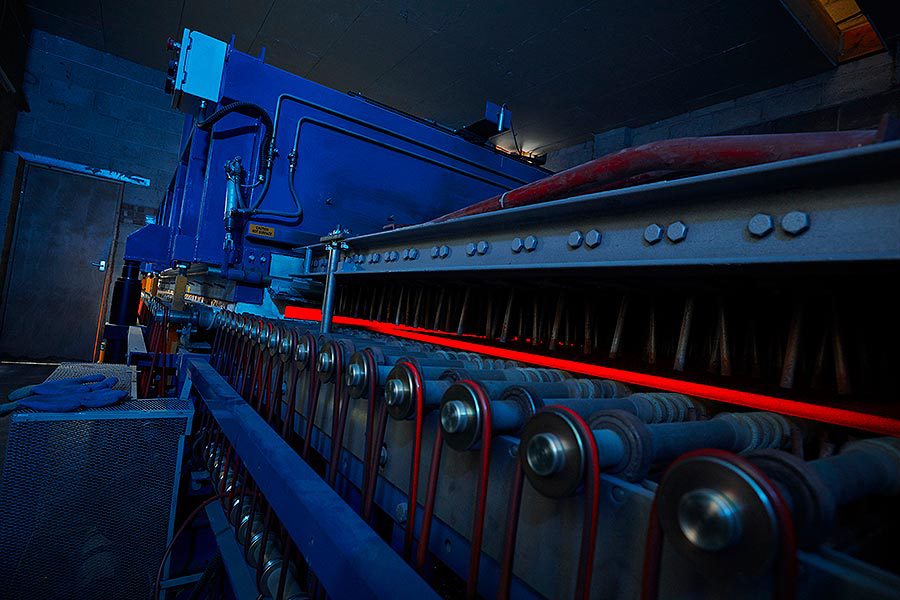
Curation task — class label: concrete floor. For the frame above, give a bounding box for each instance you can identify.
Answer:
[0,362,58,468]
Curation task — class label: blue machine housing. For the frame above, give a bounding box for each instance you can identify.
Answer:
[126,30,547,302]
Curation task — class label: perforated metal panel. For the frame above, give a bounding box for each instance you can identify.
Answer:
[0,399,192,600]
[46,362,138,398]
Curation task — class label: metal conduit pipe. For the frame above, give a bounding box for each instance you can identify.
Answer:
[434,130,879,222]
[521,408,790,496]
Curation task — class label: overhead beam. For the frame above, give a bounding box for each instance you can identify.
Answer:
[780,0,842,64]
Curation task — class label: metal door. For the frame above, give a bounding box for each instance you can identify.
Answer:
[0,164,123,361]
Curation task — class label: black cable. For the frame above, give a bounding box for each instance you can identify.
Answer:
[503,103,523,155]
[196,101,275,212]
[196,101,273,170]
[196,101,303,221]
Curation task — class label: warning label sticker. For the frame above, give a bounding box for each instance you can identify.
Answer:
[249,224,275,238]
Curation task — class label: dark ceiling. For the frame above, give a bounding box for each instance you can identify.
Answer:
[25,0,832,155]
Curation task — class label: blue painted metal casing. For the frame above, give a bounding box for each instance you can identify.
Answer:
[138,29,546,299]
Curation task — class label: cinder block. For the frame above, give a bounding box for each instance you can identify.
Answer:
[143,107,184,134]
[141,150,180,174]
[12,113,36,140]
[57,106,121,137]
[669,112,714,138]
[821,60,893,106]
[124,185,165,209]
[593,127,632,157]
[38,77,94,109]
[545,139,593,172]
[101,135,154,166]
[689,99,736,119]
[68,61,127,96]
[118,121,181,153]
[631,122,670,146]
[99,52,167,88]
[119,77,174,111]
[761,82,825,122]
[29,30,99,66]
[708,102,764,133]
[24,51,74,84]
[94,92,181,134]
[31,119,97,154]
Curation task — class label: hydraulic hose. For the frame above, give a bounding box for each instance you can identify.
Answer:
[197,101,303,220]
[196,101,273,188]
[433,130,879,222]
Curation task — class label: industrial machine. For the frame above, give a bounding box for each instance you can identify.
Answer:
[108,29,900,599]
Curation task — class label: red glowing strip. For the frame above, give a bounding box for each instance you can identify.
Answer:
[283,306,900,436]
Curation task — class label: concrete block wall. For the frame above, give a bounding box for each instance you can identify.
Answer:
[12,30,183,210]
[546,49,900,172]
[5,30,184,282]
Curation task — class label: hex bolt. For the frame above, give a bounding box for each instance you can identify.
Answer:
[372,253,381,263]
[431,246,440,258]
[476,240,490,255]
[567,230,584,249]
[781,211,810,236]
[391,250,399,261]
[644,224,664,245]
[466,242,477,256]
[511,237,524,253]
[524,235,538,252]
[439,245,450,259]
[585,229,602,248]
[409,248,419,260]
[667,221,687,243]
[748,213,774,238]
[248,253,256,262]
[402,248,410,260]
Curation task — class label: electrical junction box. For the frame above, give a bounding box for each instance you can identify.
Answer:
[173,29,226,111]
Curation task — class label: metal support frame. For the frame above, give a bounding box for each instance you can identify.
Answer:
[320,228,349,334]
[185,358,438,600]
[304,141,900,276]
[205,503,260,600]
